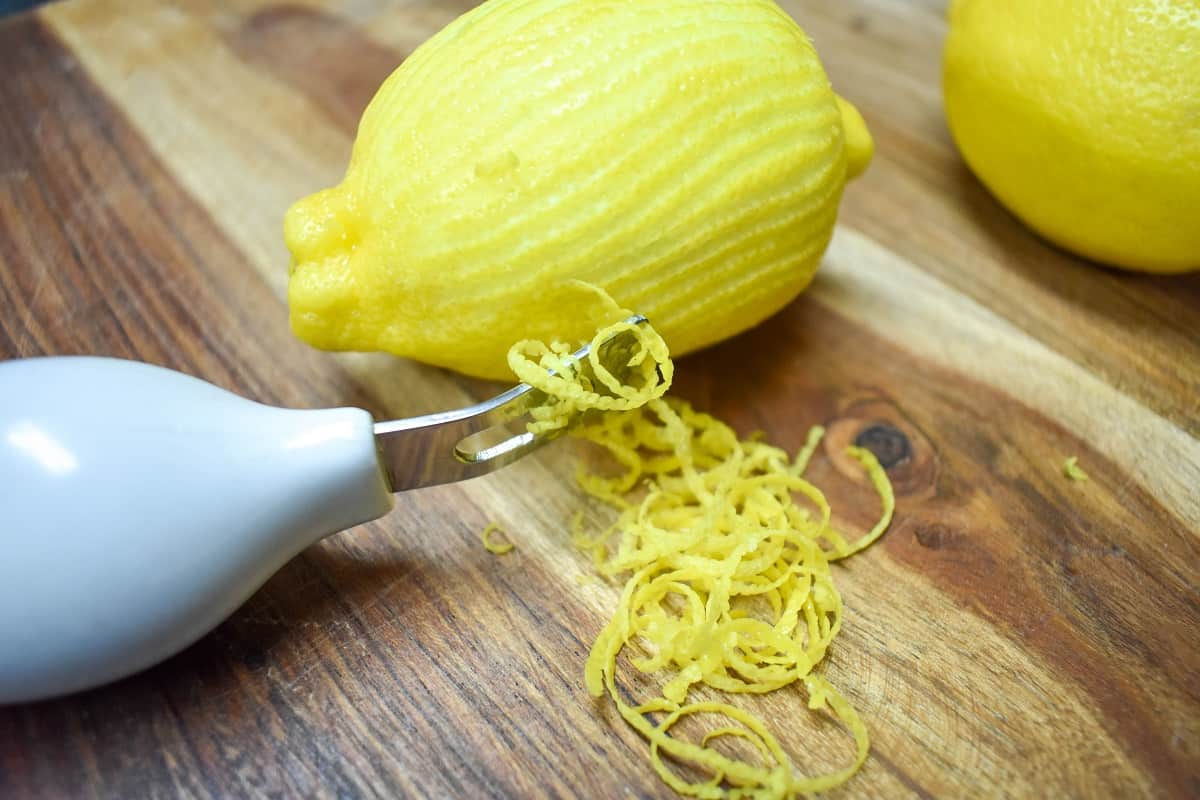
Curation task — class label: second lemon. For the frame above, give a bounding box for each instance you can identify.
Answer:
[944,0,1200,273]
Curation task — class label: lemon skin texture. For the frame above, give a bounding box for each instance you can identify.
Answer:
[944,0,1200,274]
[286,0,873,379]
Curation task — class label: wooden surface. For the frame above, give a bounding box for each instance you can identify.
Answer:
[1,1,1198,797]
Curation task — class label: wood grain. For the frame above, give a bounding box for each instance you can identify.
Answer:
[1,1,1197,798]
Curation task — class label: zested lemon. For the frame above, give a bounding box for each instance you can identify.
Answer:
[285,0,873,379]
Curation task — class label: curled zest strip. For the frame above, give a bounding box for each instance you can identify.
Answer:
[481,522,515,555]
[506,303,674,436]
[1062,456,1089,482]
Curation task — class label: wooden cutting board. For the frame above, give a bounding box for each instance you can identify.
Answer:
[1,1,1197,797]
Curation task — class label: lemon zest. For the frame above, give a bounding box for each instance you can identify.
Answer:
[481,522,515,555]
[1062,456,1089,482]
[826,446,896,561]
[507,314,674,435]
[505,311,895,798]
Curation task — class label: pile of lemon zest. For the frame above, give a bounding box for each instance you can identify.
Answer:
[506,311,892,798]
[481,522,515,555]
[1062,456,1089,482]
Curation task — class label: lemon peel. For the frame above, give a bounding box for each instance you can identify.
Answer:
[1062,457,1089,483]
[508,315,674,436]
[821,446,895,561]
[505,315,894,798]
[481,522,515,555]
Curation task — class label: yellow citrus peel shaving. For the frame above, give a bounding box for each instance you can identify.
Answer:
[501,308,894,798]
[1062,456,1089,482]
[507,290,674,436]
[481,522,515,555]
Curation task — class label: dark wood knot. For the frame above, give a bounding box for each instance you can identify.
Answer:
[854,423,912,469]
[914,525,949,550]
[824,394,939,498]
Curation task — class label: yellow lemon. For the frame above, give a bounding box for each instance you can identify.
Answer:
[944,0,1200,273]
[285,0,872,379]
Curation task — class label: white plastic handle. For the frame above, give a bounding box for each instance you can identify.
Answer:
[0,357,394,703]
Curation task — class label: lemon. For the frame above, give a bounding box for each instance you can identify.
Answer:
[285,0,872,379]
[943,0,1200,274]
